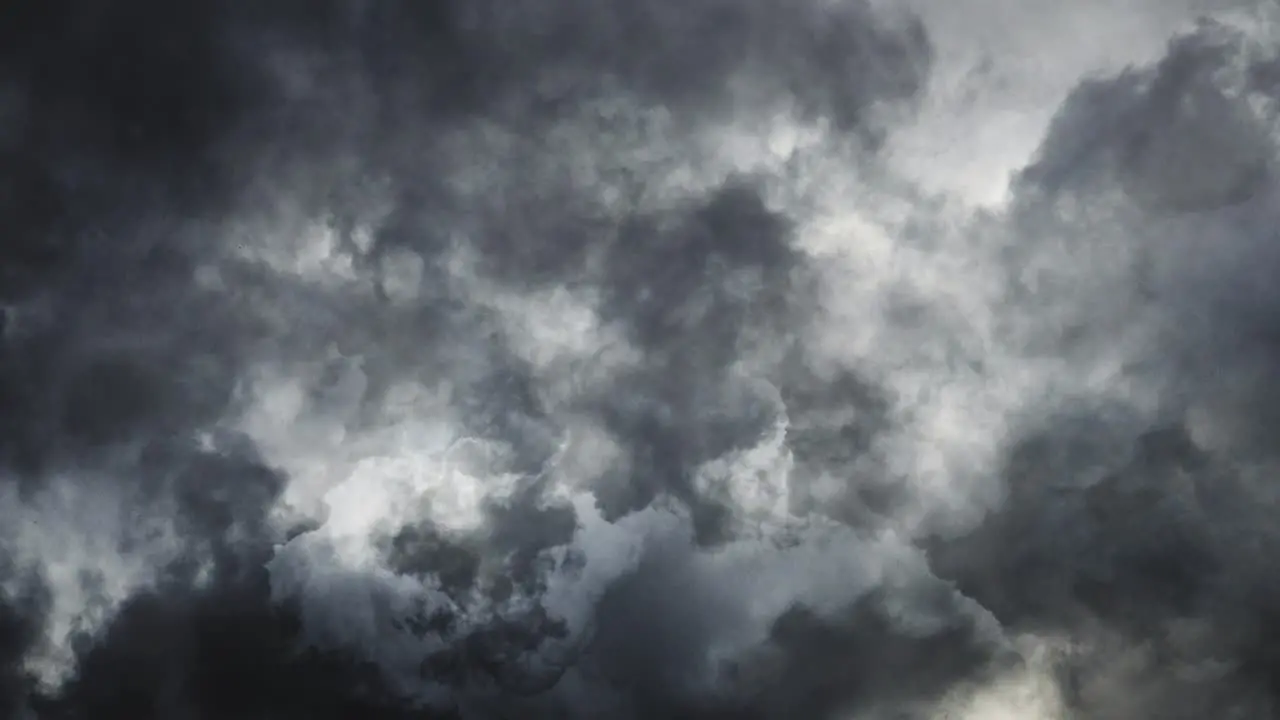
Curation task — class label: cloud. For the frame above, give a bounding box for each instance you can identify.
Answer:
[6,0,1280,718]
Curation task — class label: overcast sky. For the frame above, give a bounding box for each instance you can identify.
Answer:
[3,1,1280,718]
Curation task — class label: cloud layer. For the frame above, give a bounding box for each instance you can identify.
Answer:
[3,1,1280,718]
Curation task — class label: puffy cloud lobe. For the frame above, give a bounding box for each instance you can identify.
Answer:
[6,1,1280,719]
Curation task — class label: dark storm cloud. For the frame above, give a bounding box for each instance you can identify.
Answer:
[337,0,932,137]
[927,15,1280,719]
[580,546,1009,720]
[1015,17,1274,213]
[31,564,425,720]
[585,181,807,537]
[15,0,1280,719]
[0,567,45,718]
[0,0,945,717]
[929,416,1280,717]
[780,363,897,527]
[0,2,414,716]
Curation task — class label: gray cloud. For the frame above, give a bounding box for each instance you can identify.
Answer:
[929,11,1280,719]
[5,1,1280,719]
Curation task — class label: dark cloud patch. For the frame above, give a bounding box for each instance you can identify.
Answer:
[581,538,742,716]
[450,354,558,476]
[335,0,932,136]
[0,153,70,307]
[1016,18,1276,214]
[584,543,1005,720]
[570,0,934,137]
[257,0,937,292]
[5,1,238,159]
[930,419,1212,626]
[780,362,897,527]
[929,397,1280,714]
[922,16,1280,716]
[740,589,1002,719]
[586,365,782,542]
[0,568,47,719]
[603,181,799,358]
[574,181,805,540]
[932,436,1280,708]
[5,436,440,719]
[0,234,248,488]
[28,566,432,720]
[0,1,268,223]
[140,438,287,555]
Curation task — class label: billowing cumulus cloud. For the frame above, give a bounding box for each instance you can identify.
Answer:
[3,1,1280,718]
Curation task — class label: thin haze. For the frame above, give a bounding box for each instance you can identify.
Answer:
[1,1,1279,718]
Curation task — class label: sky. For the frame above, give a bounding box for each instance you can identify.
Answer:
[3,1,1280,718]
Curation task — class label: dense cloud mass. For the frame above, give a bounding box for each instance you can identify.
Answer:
[3,0,1280,717]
